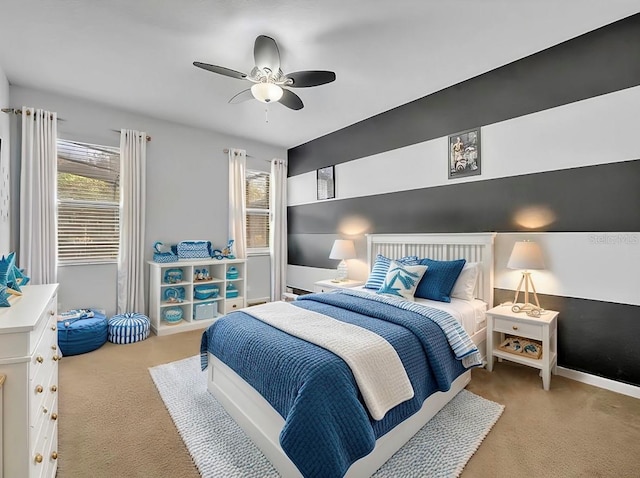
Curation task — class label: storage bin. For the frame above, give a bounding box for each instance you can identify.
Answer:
[194,301,218,320]
[163,286,185,303]
[194,284,219,300]
[176,240,211,259]
[153,251,178,263]
[226,266,239,280]
[163,268,183,284]
[226,283,239,298]
[153,241,178,263]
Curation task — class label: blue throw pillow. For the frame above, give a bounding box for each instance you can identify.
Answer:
[377,261,428,301]
[415,258,466,302]
[364,254,420,290]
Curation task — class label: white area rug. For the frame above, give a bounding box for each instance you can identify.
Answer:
[150,356,504,478]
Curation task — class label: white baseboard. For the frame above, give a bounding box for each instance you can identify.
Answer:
[556,366,640,399]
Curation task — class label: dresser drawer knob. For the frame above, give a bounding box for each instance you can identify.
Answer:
[43,408,48,414]
[51,451,58,460]
[35,454,43,463]
[512,325,519,331]
[36,385,44,393]
[53,354,61,361]
[36,355,44,363]
[51,344,57,350]
[51,412,58,421]
[51,385,58,392]
[49,310,55,316]
[51,325,57,331]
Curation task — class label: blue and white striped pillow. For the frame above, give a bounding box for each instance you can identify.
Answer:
[364,254,420,290]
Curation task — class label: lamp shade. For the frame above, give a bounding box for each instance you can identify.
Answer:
[251,83,283,103]
[329,240,356,260]
[507,241,545,270]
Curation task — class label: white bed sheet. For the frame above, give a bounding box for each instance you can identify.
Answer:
[349,286,487,335]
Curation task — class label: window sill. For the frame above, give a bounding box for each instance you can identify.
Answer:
[58,260,118,267]
[247,249,270,257]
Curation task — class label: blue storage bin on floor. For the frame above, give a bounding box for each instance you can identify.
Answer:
[58,310,108,356]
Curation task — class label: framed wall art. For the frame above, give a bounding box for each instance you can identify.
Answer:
[448,127,481,179]
[317,165,335,200]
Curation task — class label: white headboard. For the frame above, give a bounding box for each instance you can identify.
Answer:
[366,233,496,306]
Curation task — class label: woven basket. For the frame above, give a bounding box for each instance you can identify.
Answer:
[162,306,183,324]
[522,340,543,359]
[153,252,178,263]
[498,336,526,355]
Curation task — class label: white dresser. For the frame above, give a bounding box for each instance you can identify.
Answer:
[0,284,59,478]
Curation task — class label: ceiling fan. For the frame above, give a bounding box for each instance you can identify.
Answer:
[194,35,336,111]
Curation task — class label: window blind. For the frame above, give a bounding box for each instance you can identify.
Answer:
[57,140,120,263]
[245,170,270,250]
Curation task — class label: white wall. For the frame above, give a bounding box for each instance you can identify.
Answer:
[288,85,640,206]
[0,65,10,253]
[9,86,286,316]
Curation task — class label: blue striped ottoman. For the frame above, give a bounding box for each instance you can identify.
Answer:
[108,313,150,344]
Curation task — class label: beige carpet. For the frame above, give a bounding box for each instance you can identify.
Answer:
[57,330,640,478]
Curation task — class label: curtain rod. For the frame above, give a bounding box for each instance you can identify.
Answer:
[2,107,65,121]
[222,148,272,163]
[1,110,150,142]
[110,129,151,142]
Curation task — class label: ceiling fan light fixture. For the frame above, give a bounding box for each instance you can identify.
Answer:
[251,82,283,103]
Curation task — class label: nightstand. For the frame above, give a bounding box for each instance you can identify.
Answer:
[313,279,365,293]
[486,305,559,390]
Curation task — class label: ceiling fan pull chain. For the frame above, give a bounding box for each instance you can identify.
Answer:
[265,107,269,123]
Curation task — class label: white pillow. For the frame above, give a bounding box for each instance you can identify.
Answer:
[450,262,479,301]
[377,261,428,301]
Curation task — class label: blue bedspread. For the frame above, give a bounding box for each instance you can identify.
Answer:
[200,292,474,478]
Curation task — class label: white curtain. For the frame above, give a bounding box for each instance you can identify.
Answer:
[19,107,57,284]
[117,129,147,314]
[270,158,287,301]
[228,148,247,259]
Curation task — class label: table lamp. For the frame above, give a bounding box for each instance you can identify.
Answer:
[329,239,356,282]
[507,240,545,315]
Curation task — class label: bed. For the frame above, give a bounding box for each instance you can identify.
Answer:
[200,233,495,478]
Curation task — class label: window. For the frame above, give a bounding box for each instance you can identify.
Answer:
[245,170,270,252]
[57,139,120,264]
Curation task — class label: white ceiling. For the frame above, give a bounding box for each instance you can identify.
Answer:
[1,1,639,150]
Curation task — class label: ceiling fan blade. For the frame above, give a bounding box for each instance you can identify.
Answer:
[278,89,304,110]
[193,62,247,80]
[254,35,280,73]
[286,70,336,88]
[229,89,255,104]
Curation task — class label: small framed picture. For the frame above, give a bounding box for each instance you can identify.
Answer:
[317,165,335,200]
[448,127,481,179]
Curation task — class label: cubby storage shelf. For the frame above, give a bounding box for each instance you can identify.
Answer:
[148,258,247,336]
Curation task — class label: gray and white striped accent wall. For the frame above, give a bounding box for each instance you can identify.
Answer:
[285,13,640,391]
